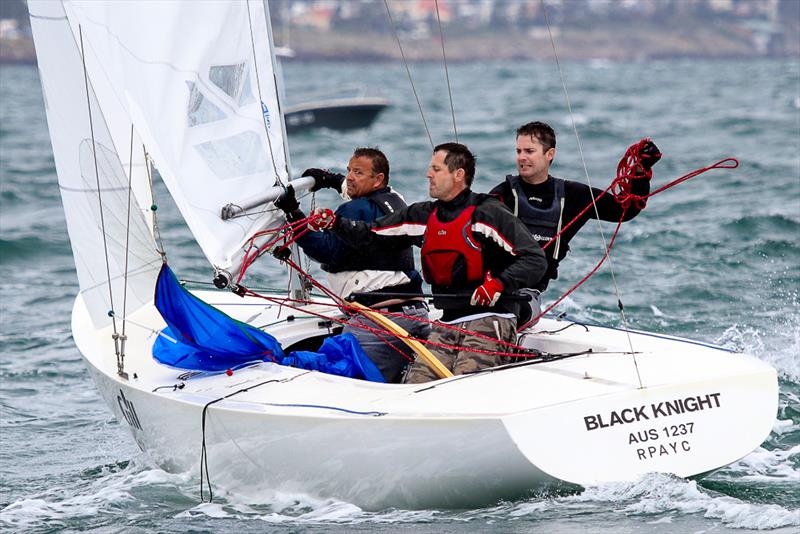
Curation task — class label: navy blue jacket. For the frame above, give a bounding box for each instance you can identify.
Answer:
[293,187,423,303]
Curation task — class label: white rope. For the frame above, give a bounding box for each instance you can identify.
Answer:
[540,1,643,388]
[79,25,120,339]
[383,0,434,149]
[434,0,458,142]
[247,0,282,184]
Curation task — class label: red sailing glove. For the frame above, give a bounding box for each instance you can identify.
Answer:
[470,272,504,307]
[308,207,336,231]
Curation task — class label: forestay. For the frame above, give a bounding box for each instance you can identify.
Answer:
[58,0,291,275]
[29,0,161,328]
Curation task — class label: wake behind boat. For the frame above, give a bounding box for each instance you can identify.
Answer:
[29,0,778,510]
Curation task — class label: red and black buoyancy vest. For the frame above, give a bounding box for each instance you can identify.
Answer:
[421,205,484,287]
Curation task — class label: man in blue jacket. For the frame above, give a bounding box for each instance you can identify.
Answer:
[274,147,430,382]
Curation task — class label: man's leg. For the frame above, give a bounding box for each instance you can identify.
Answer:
[403,324,457,384]
[344,306,433,383]
[452,316,517,375]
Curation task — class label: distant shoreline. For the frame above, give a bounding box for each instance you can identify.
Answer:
[3,23,798,65]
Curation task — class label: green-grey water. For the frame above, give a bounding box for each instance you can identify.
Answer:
[1,58,798,532]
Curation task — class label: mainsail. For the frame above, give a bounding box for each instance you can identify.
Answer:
[30,0,293,326]
[55,1,289,271]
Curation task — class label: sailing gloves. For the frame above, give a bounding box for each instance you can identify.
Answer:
[470,272,504,307]
[302,168,345,193]
[309,207,336,231]
[274,185,306,223]
[275,185,300,212]
[640,140,661,170]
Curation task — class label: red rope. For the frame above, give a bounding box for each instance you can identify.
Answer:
[518,141,739,331]
[279,256,531,358]
[232,148,738,359]
[236,212,327,284]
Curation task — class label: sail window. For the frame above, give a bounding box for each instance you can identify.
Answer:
[195,131,268,178]
[239,69,255,106]
[210,63,246,101]
[186,81,225,127]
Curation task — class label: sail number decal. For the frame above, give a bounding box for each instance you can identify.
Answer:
[582,392,721,461]
[117,389,143,431]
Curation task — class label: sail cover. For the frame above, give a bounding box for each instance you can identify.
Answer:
[29,0,162,328]
[152,264,284,371]
[153,264,384,382]
[57,0,290,274]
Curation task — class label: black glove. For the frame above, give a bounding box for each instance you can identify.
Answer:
[302,168,345,193]
[640,140,661,170]
[274,184,299,213]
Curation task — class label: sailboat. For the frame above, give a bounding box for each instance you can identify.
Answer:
[29,0,778,510]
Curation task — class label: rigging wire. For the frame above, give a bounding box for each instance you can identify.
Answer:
[540,1,643,388]
[246,0,283,184]
[434,0,458,142]
[117,124,137,378]
[143,149,167,259]
[383,0,434,149]
[78,25,120,341]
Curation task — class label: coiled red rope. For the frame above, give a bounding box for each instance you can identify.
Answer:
[518,140,739,330]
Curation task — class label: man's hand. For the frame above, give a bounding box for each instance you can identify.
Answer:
[640,140,661,170]
[308,207,336,231]
[470,272,504,307]
[302,168,345,193]
[274,185,299,213]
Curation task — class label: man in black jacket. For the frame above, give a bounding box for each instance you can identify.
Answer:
[310,143,547,383]
[489,122,660,321]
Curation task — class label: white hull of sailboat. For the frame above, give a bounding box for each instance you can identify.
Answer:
[72,290,778,510]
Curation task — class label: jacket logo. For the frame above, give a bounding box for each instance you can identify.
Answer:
[437,230,447,236]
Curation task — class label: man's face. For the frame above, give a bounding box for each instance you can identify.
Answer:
[516,135,555,184]
[427,150,464,201]
[346,156,383,198]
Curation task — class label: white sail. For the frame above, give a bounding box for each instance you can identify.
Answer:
[60,0,291,274]
[29,0,161,328]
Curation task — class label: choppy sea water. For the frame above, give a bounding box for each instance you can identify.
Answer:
[1,58,798,532]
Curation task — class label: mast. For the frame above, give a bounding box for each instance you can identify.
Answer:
[261,0,309,303]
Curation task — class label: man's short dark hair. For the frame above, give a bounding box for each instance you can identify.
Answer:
[516,121,556,151]
[352,146,390,184]
[433,142,476,186]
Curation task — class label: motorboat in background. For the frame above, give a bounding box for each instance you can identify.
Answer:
[273,8,390,134]
[283,85,390,133]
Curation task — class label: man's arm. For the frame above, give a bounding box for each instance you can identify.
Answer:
[331,201,432,249]
[564,139,660,224]
[296,200,379,266]
[571,174,652,223]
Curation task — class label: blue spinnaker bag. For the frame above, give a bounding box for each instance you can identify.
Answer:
[152,264,284,371]
[284,333,385,383]
[152,264,386,382]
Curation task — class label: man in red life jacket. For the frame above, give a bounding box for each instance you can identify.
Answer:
[489,122,660,324]
[309,143,547,383]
